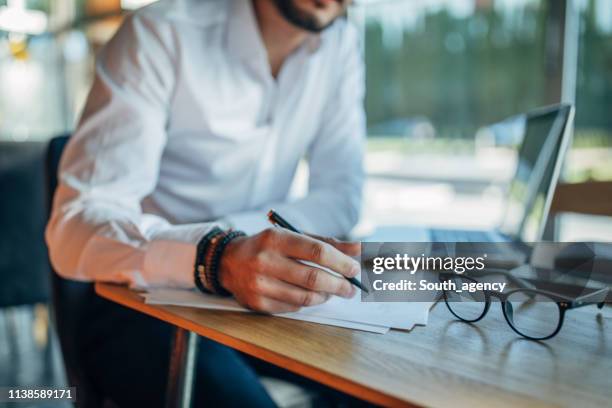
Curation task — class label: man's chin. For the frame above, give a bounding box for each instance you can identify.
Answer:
[273,0,340,33]
[301,16,335,33]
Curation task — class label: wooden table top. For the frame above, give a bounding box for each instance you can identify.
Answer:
[95,283,611,408]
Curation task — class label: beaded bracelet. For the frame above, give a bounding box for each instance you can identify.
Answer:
[194,227,224,294]
[208,230,246,297]
[203,231,224,293]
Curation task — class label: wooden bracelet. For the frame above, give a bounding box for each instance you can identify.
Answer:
[209,230,246,297]
[194,227,224,294]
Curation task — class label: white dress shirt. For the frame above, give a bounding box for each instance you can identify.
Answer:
[45,0,365,289]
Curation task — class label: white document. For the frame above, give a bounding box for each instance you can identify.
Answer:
[293,261,431,329]
[265,313,390,334]
[143,288,429,333]
[143,289,390,333]
[294,294,431,330]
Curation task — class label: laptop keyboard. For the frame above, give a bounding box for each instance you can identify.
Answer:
[431,229,493,243]
[429,229,525,263]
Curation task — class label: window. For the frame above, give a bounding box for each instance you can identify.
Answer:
[349,0,612,232]
[570,0,612,182]
[352,0,548,140]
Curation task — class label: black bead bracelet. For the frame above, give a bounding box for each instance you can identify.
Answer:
[194,227,224,294]
[208,230,246,297]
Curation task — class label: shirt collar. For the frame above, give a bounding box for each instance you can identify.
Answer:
[226,0,322,60]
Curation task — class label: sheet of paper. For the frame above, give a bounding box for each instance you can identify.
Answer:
[274,314,389,334]
[290,261,431,329]
[295,294,432,330]
[144,288,245,311]
[143,289,391,334]
[143,289,430,331]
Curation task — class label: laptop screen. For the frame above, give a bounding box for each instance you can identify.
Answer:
[499,105,572,242]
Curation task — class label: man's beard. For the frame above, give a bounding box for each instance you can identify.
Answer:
[272,0,341,33]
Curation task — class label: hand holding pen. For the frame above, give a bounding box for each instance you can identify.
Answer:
[267,210,368,293]
[217,212,364,314]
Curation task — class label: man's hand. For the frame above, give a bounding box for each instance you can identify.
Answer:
[219,228,360,313]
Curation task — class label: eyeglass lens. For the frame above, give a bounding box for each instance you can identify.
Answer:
[443,274,563,339]
[443,275,488,322]
[503,291,562,339]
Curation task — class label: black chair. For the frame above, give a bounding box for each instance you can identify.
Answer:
[45,135,105,408]
[0,141,50,307]
[0,141,56,392]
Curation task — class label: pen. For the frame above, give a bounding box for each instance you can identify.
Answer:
[267,210,369,293]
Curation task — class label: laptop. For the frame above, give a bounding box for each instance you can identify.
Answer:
[367,104,575,255]
[429,103,574,246]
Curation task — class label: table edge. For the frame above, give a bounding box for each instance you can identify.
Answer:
[95,283,416,408]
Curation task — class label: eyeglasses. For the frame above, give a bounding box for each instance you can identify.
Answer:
[439,272,608,340]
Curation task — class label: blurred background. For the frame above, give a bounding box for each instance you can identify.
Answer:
[0,0,611,402]
[352,0,612,240]
[1,0,611,235]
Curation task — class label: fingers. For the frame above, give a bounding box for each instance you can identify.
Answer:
[246,296,302,314]
[256,276,331,307]
[268,257,356,299]
[232,275,328,314]
[230,229,359,316]
[271,230,360,278]
[307,234,361,257]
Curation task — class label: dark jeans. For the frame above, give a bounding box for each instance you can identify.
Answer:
[79,295,368,407]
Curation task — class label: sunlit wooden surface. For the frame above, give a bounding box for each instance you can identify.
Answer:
[96,283,611,408]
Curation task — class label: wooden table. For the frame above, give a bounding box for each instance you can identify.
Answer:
[95,282,611,408]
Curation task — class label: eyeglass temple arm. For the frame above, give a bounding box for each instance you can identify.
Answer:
[471,268,537,290]
[569,287,609,309]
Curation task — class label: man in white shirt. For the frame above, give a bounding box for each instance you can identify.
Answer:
[46,0,365,406]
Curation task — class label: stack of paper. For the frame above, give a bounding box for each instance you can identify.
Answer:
[143,289,432,334]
